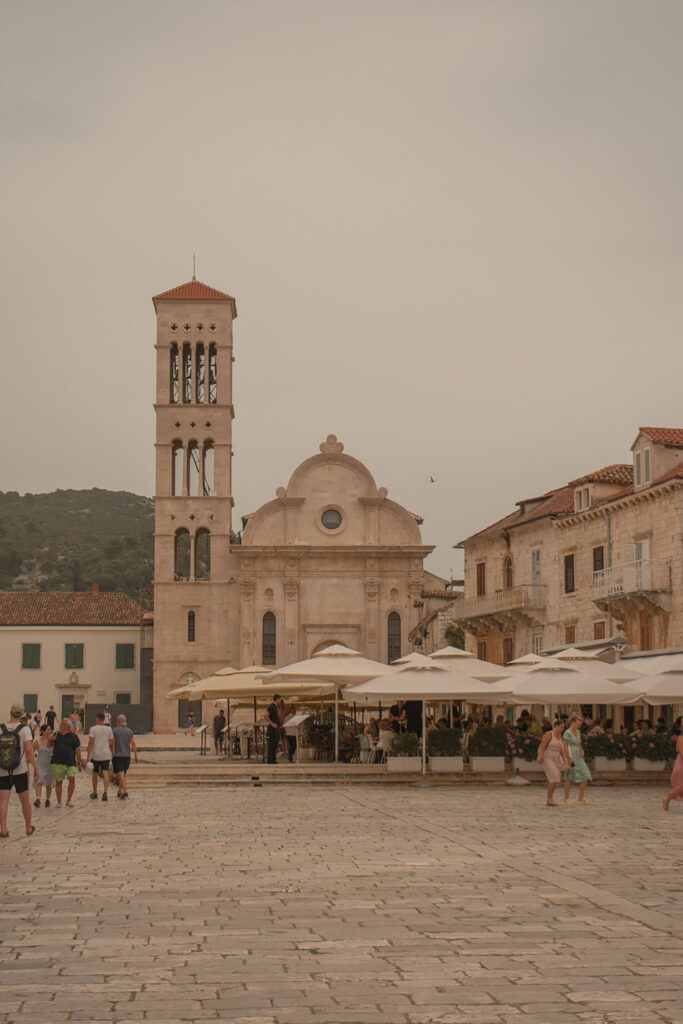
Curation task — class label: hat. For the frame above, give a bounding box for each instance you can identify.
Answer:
[10,701,25,717]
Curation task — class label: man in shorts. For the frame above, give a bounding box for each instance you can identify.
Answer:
[0,702,39,838]
[45,706,57,731]
[86,712,115,801]
[112,715,138,799]
[51,719,84,807]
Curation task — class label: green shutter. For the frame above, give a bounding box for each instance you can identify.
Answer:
[22,644,41,669]
[115,693,131,705]
[23,693,38,713]
[65,643,84,669]
[115,644,135,669]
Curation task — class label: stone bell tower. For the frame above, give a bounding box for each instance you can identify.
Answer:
[151,279,240,731]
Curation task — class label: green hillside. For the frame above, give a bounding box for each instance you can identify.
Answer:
[0,489,154,600]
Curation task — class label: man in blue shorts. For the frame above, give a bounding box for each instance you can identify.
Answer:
[112,715,139,799]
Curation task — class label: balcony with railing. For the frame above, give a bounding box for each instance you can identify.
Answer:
[455,584,547,625]
[593,558,672,601]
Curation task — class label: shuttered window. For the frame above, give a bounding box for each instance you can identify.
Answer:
[564,554,575,594]
[476,562,486,597]
[592,547,605,574]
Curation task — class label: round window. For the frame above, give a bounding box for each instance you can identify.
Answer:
[321,509,342,530]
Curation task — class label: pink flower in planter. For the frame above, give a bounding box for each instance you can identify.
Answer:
[632,743,637,749]
[524,739,530,745]
[648,743,654,749]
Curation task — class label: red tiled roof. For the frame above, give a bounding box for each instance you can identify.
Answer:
[153,280,236,304]
[569,464,633,487]
[639,427,683,448]
[0,593,144,627]
[590,464,683,508]
[457,485,574,546]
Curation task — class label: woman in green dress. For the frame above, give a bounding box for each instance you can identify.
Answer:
[563,714,592,805]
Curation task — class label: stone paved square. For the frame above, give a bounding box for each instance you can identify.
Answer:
[1,783,681,1023]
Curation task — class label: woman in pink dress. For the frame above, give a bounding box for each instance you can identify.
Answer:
[537,720,569,806]
[663,733,683,811]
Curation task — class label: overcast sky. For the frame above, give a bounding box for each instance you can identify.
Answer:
[1,0,681,578]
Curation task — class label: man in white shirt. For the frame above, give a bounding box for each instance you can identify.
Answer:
[86,712,115,802]
[0,701,39,838]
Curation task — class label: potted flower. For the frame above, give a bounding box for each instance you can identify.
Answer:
[468,724,508,772]
[427,728,463,773]
[583,733,630,771]
[629,732,673,772]
[508,733,542,773]
[387,732,422,772]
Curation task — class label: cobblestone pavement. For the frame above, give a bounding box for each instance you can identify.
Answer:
[1,783,681,1024]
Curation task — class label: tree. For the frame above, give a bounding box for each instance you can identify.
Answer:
[443,624,466,650]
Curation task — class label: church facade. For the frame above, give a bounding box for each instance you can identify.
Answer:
[151,280,435,731]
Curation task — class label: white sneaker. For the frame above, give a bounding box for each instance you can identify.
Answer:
[66,801,74,807]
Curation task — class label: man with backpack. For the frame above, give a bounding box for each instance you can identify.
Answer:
[0,702,39,838]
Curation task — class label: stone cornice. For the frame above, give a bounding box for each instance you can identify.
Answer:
[231,544,434,557]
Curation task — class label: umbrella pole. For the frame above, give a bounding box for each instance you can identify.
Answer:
[227,699,230,759]
[335,687,339,763]
[422,701,426,776]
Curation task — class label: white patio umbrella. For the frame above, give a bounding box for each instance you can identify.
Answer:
[428,646,512,681]
[640,670,683,706]
[552,648,643,684]
[261,644,394,761]
[507,652,544,668]
[509,662,644,705]
[393,652,448,668]
[345,663,516,774]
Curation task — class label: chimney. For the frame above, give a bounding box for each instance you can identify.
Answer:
[91,584,99,594]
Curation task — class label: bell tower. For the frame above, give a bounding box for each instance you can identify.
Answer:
[151,279,240,731]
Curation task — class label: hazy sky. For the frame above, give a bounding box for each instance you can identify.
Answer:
[1,0,681,578]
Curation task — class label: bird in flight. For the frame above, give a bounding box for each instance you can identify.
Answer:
[429,476,436,483]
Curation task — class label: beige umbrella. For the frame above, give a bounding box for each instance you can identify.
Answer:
[509,661,643,705]
[262,644,394,760]
[507,652,545,668]
[428,646,512,682]
[346,663,516,774]
[393,652,448,668]
[552,648,642,684]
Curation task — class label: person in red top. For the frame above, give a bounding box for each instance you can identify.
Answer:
[0,702,39,838]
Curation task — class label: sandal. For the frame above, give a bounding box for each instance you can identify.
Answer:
[0,833,9,838]
[26,826,36,836]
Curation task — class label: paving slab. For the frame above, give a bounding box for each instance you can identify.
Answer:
[1,783,681,1023]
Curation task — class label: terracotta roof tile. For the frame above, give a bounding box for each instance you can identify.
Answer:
[0,592,144,627]
[569,464,633,487]
[153,280,236,306]
[457,485,574,546]
[639,427,683,448]
[591,465,683,508]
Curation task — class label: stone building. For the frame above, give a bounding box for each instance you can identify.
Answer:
[0,590,151,723]
[454,427,683,663]
[151,280,438,730]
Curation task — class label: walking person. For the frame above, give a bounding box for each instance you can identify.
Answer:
[86,712,115,801]
[50,719,84,807]
[45,706,57,731]
[0,702,39,837]
[663,731,683,812]
[69,708,81,734]
[184,711,196,736]
[265,694,282,764]
[33,725,54,808]
[537,720,570,806]
[103,706,112,727]
[213,709,226,754]
[112,715,138,799]
[562,714,592,805]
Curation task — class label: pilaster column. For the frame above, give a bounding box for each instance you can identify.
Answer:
[364,557,380,659]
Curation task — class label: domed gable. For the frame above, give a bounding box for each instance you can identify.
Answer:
[242,435,424,547]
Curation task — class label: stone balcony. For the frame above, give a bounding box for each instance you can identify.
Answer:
[593,558,673,617]
[455,584,547,633]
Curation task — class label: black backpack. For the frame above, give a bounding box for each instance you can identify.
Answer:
[0,723,24,774]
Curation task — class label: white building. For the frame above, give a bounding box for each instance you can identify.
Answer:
[0,590,148,721]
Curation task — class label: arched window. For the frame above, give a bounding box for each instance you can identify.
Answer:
[262,612,276,665]
[387,612,401,663]
[195,529,211,581]
[187,441,200,496]
[174,530,190,580]
[170,344,179,404]
[182,343,192,404]
[187,611,196,642]
[503,557,513,590]
[195,344,205,404]
[208,344,217,404]
[202,441,214,496]
[172,441,184,496]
